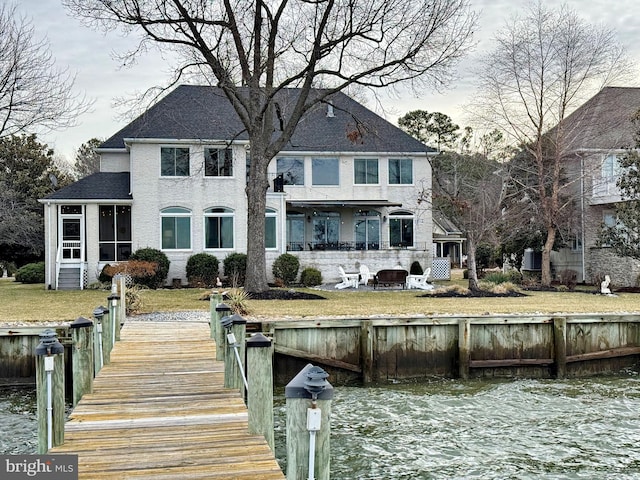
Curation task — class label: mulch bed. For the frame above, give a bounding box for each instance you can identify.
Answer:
[419,290,527,298]
[244,290,327,301]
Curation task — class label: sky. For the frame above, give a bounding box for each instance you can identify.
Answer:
[14,0,640,163]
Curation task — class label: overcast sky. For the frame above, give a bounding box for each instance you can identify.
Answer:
[15,0,640,162]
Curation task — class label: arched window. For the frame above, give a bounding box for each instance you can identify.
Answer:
[389,210,414,247]
[602,155,622,178]
[204,207,234,249]
[265,208,277,249]
[161,207,191,250]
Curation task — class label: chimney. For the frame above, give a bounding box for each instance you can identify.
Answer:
[326,102,335,118]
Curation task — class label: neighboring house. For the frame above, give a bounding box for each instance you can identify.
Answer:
[550,87,640,286]
[40,85,436,289]
[432,209,465,277]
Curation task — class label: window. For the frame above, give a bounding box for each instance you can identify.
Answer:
[389,158,413,184]
[205,148,233,176]
[354,210,380,250]
[312,211,340,245]
[265,208,277,249]
[603,210,616,228]
[205,207,234,249]
[277,157,304,185]
[354,158,379,184]
[602,155,622,179]
[286,212,305,251]
[161,207,191,249]
[312,158,339,185]
[99,205,132,261]
[161,147,190,176]
[389,211,414,247]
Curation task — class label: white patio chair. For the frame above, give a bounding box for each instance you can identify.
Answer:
[406,268,434,290]
[335,266,359,289]
[359,265,372,286]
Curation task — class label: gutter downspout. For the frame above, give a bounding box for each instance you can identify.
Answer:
[580,156,586,283]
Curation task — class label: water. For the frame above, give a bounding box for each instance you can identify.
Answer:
[0,386,37,455]
[275,375,640,479]
[4,377,640,478]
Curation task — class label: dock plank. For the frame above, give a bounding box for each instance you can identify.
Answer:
[50,321,284,479]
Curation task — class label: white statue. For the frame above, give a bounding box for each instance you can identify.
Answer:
[600,275,611,295]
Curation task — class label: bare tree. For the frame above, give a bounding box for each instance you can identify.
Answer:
[64,0,478,293]
[0,3,90,139]
[469,1,630,287]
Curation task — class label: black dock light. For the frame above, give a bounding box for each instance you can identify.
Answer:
[220,314,234,330]
[35,329,64,356]
[304,366,330,401]
[216,302,232,316]
[93,306,105,322]
[35,329,64,451]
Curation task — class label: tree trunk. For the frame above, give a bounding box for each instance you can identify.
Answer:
[244,148,270,293]
[466,235,479,292]
[541,226,556,287]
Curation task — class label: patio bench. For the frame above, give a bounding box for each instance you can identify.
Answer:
[373,269,408,289]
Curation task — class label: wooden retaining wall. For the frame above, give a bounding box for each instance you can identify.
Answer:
[260,314,640,385]
[0,326,70,381]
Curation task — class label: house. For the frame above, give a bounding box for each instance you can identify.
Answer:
[40,85,436,289]
[550,87,640,286]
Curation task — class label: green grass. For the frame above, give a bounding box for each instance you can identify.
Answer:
[2,276,639,323]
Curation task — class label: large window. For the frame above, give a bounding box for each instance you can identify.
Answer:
[354,210,380,250]
[277,157,304,185]
[286,212,305,251]
[389,211,414,247]
[161,207,191,249]
[265,208,277,249]
[602,155,622,179]
[205,207,234,249]
[161,147,190,176]
[312,158,339,185]
[389,158,413,184]
[354,158,379,184]
[312,211,340,246]
[205,148,233,176]
[99,205,132,261]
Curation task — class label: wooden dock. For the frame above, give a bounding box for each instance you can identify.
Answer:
[50,320,285,479]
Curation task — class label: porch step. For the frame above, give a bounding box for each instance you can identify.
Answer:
[58,267,81,290]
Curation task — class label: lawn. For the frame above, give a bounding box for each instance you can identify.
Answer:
[2,275,639,324]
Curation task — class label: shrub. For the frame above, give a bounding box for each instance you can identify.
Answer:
[410,261,423,275]
[483,272,510,285]
[15,262,45,284]
[225,288,251,316]
[129,248,170,289]
[224,253,247,287]
[558,269,578,290]
[505,269,523,285]
[186,253,219,287]
[125,284,146,315]
[300,267,322,287]
[101,261,156,283]
[272,253,299,285]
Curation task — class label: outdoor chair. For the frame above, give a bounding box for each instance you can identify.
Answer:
[335,266,359,289]
[406,268,434,290]
[359,265,372,286]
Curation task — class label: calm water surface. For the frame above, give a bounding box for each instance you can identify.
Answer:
[4,377,640,479]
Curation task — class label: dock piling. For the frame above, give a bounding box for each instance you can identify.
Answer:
[69,317,94,406]
[35,329,65,453]
[285,364,333,480]
[247,332,275,451]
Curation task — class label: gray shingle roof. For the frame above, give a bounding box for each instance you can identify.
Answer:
[563,87,640,151]
[101,85,433,153]
[44,172,131,200]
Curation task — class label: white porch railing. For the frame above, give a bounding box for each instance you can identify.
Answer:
[56,240,85,290]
